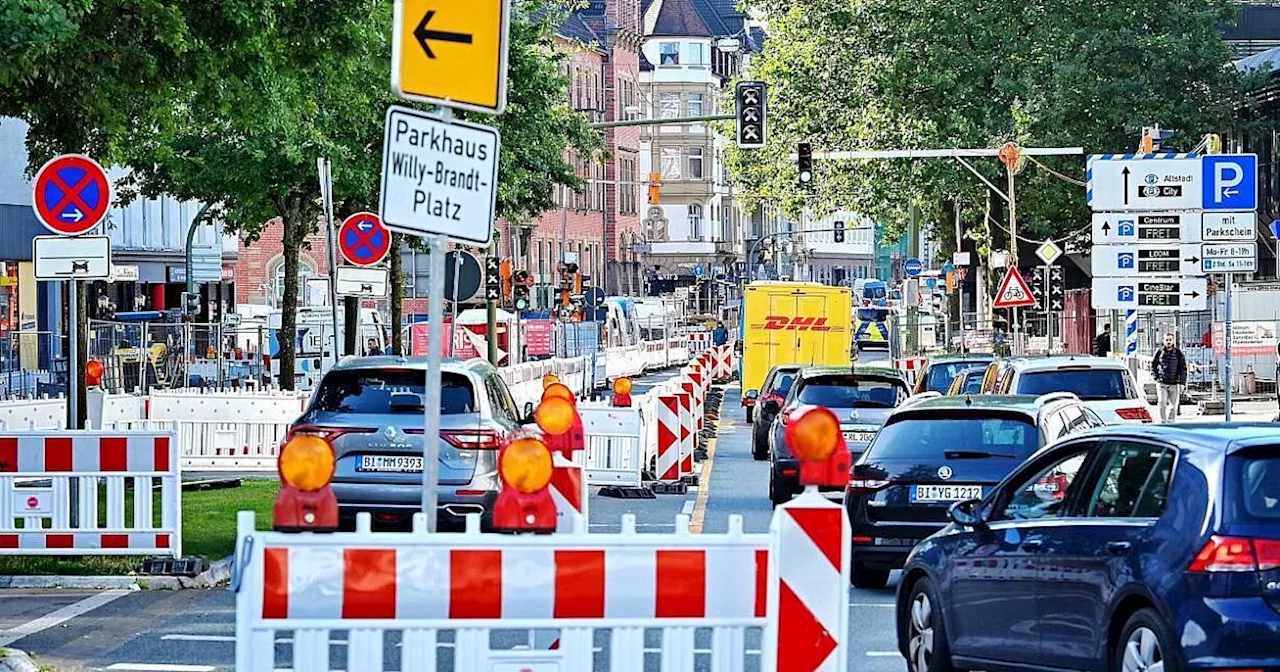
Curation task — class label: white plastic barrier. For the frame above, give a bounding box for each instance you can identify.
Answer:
[604,344,646,381]
[0,397,65,430]
[146,388,309,423]
[232,492,850,672]
[100,418,290,472]
[0,429,181,557]
[576,406,643,487]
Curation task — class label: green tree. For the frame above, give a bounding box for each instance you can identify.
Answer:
[728,0,1241,249]
[4,0,599,388]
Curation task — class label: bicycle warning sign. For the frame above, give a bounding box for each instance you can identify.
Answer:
[993,266,1037,309]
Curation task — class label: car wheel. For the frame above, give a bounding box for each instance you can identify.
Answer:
[752,431,768,461]
[1115,608,1182,672]
[768,472,788,507]
[851,562,890,590]
[745,406,754,424]
[904,577,963,672]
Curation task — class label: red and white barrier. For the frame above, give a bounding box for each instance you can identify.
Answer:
[675,390,694,476]
[893,358,927,386]
[655,394,681,481]
[232,491,850,671]
[686,331,712,356]
[0,430,181,556]
[551,457,587,533]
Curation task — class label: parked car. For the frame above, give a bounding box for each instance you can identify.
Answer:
[943,366,988,396]
[770,366,910,506]
[896,422,1280,672]
[288,356,533,532]
[993,355,1154,423]
[752,365,802,460]
[914,354,996,394]
[845,393,1106,588]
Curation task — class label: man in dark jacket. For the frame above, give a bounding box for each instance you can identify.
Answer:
[1094,323,1112,357]
[1151,332,1187,422]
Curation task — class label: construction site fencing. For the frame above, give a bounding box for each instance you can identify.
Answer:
[0,331,65,399]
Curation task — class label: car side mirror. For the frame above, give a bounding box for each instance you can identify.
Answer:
[948,498,987,529]
[522,401,536,425]
[745,390,759,401]
[762,399,781,414]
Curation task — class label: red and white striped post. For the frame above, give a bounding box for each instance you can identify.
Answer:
[674,389,694,476]
[655,394,681,482]
[549,454,586,533]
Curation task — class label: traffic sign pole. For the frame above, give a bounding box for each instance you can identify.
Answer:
[421,233,446,534]
[1225,272,1233,421]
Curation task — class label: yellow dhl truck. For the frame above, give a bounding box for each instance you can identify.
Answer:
[739,281,853,422]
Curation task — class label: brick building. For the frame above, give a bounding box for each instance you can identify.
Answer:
[234,216,335,308]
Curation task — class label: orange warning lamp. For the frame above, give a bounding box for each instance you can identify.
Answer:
[272,435,339,532]
[543,382,575,403]
[612,377,633,407]
[783,405,851,488]
[85,359,105,388]
[536,396,577,435]
[493,435,557,533]
[542,374,560,389]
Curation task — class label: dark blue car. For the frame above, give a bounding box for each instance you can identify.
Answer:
[896,423,1280,672]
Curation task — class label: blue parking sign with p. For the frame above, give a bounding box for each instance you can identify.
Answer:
[1202,155,1257,211]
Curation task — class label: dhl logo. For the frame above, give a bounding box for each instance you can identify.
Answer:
[751,316,844,332]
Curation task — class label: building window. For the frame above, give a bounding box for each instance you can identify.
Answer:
[660,146,682,180]
[659,42,679,65]
[618,157,638,214]
[273,259,316,307]
[659,92,680,119]
[689,204,703,240]
[688,42,708,66]
[688,93,704,131]
[688,146,704,179]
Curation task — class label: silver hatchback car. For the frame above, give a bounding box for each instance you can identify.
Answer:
[288,356,534,531]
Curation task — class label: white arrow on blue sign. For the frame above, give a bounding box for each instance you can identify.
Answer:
[1086,154,1257,212]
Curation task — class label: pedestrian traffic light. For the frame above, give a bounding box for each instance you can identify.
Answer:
[735,81,767,149]
[797,142,813,187]
[834,220,845,243]
[513,270,531,310]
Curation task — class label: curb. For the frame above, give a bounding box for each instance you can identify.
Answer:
[0,648,39,672]
[0,555,233,591]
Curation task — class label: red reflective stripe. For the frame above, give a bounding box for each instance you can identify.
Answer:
[788,508,843,571]
[154,436,170,472]
[0,534,17,549]
[553,550,605,618]
[755,549,768,618]
[100,437,128,472]
[44,438,72,472]
[45,534,73,549]
[0,437,16,472]
[263,548,289,618]
[342,549,397,619]
[102,534,129,549]
[655,550,705,618]
[156,534,171,549]
[450,549,502,618]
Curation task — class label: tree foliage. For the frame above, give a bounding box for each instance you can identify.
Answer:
[727,0,1242,249]
[3,0,599,387]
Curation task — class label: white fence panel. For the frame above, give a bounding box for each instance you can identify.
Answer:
[0,429,181,557]
[0,397,66,430]
[577,406,643,487]
[101,419,289,472]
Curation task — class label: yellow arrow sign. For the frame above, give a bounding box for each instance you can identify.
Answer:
[392,0,510,114]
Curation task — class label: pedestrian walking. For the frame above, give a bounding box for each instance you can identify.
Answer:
[365,337,382,357]
[712,321,728,346]
[1151,332,1187,422]
[1094,323,1112,357]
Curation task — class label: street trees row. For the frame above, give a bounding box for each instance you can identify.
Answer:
[1,0,599,388]
[725,0,1242,260]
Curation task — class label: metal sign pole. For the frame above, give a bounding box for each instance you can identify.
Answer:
[318,158,341,365]
[1225,271,1233,421]
[67,280,78,429]
[421,234,446,533]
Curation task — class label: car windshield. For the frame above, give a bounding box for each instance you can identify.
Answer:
[957,370,985,394]
[868,413,1040,460]
[1015,369,1131,400]
[857,308,888,322]
[770,372,798,396]
[1228,450,1280,523]
[313,369,476,414]
[796,376,904,408]
[925,362,984,393]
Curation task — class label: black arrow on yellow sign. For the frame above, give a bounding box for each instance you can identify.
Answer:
[414,10,473,59]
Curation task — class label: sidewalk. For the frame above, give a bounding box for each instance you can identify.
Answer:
[1173,399,1276,423]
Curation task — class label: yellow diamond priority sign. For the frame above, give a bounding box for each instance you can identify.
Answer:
[392,0,510,115]
[1035,239,1063,266]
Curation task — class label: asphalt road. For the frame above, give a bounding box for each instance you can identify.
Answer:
[0,366,903,672]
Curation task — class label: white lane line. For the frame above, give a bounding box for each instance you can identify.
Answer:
[681,499,696,515]
[849,602,895,608]
[588,523,676,529]
[866,651,904,657]
[106,660,216,665]
[160,634,236,643]
[0,589,131,647]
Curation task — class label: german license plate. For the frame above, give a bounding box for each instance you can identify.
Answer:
[912,484,983,502]
[357,455,423,473]
[844,431,877,444]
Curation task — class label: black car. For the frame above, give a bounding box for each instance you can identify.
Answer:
[770,366,910,506]
[844,393,1106,588]
[912,354,997,394]
[752,365,802,460]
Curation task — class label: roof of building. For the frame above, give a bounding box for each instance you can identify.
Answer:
[643,0,714,38]
[1237,44,1280,76]
[558,10,606,53]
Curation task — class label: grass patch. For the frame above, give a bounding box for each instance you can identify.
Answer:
[0,480,278,576]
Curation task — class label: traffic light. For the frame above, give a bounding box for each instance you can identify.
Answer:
[513,270,531,311]
[648,172,661,205]
[797,142,813,187]
[735,81,767,149]
[181,291,200,316]
[834,220,845,243]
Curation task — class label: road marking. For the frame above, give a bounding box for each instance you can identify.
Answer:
[689,385,729,534]
[866,651,904,658]
[0,589,130,647]
[849,602,895,608]
[681,499,695,515]
[160,634,236,643]
[106,660,216,665]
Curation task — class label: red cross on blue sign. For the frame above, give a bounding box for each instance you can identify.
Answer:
[338,212,391,266]
[31,154,112,236]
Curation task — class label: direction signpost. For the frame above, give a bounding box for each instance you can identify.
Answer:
[1088,152,1258,420]
[383,6,508,533]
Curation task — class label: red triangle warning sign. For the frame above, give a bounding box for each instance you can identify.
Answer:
[993,266,1038,309]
